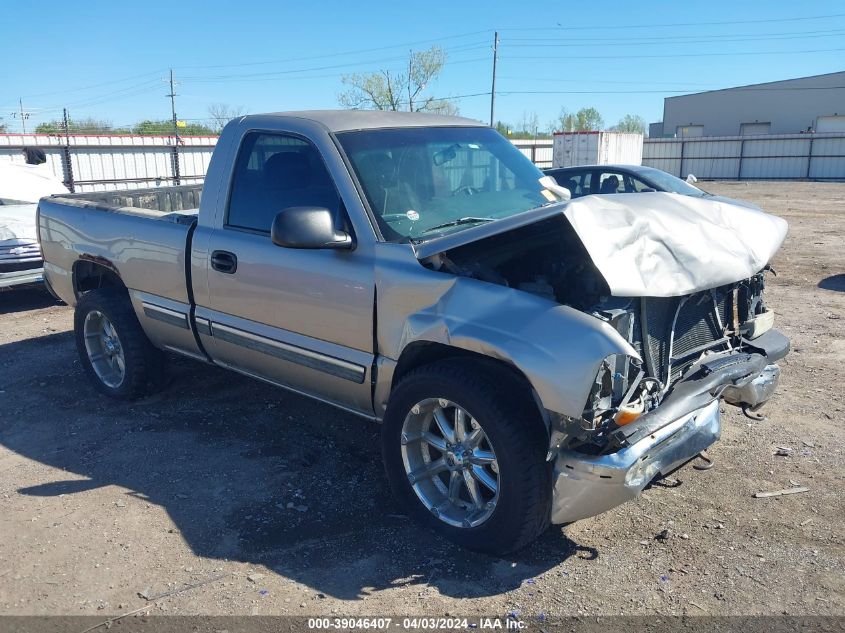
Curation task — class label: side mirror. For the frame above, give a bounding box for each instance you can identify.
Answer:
[271,207,353,250]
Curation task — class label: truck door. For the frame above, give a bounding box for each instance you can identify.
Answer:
[196,131,375,416]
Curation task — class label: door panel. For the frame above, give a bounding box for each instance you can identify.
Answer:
[197,131,375,414]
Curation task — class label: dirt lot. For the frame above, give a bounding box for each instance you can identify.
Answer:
[0,181,843,622]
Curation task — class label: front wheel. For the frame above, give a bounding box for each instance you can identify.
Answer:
[382,360,552,554]
[74,288,165,399]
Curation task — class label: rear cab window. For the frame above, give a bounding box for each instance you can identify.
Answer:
[226,132,342,233]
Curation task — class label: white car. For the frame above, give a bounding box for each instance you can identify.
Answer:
[0,163,69,290]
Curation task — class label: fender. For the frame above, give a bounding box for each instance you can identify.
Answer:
[375,243,638,419]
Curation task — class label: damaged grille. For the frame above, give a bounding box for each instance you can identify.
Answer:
[641,290,734,386]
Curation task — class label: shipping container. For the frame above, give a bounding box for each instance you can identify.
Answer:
[552,132,643,168]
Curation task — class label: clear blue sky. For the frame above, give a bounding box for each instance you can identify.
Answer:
[2,0,844,132]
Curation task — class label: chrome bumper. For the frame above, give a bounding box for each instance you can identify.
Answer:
[550,400,721,524]
[722,363,780,409]
[0,267,44,289]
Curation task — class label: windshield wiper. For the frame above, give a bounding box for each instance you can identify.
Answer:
[420,217,495,235]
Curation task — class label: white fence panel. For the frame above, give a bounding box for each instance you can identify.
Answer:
[0,133,218,192]
[511,139,554,168]
[642,133,845,180]
[1,132,841,190]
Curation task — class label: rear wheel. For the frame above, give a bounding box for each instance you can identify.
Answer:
[74,289,164,399]
[382,360,552,554]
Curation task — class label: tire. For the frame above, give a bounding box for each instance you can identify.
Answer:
[74,288,165,399]
[382,359,552,555]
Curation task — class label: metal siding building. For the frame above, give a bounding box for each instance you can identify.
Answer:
[660,71,845,138]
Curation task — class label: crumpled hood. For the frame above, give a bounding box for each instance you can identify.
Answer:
[0,203,39,245]
[562,192,787,297]
[415,191,787,298]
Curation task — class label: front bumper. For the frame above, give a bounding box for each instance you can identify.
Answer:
[551,399,721,524]
[0,266,44,289]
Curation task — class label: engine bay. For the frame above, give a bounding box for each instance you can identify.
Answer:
[420,214,772,451]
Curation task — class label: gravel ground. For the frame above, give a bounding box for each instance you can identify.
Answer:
[0,181,843,621]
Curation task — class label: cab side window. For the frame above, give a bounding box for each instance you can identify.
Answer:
[227,132,341,233]
[628,175,654,192]
[598,172,624,194]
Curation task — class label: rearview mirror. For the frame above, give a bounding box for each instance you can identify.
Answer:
[271,207,353,250]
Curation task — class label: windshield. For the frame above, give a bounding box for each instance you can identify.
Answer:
[636,166,708,197]
[336,127,562,242]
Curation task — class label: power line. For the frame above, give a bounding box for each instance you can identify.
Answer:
[496,86,845,96]
[180,46,491,81]
[505,47,845,60]
[181,56,490,85]
[502,26,845,43]
[176,29,493,70]
[20,71,167,100]
[499,11,845,31]
[503,30,845,47]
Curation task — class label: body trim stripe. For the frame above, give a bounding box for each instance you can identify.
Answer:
[142,302,189,329]
[210,322,366,384]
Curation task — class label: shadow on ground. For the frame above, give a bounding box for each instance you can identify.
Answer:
[818,274,845,292]
[0,285,62,314]
[1,331,596,600]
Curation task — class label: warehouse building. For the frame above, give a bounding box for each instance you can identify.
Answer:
[650,71,845,137]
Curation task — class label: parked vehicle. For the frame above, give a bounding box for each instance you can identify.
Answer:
[0,163,69,290]
[544,164,761,209]
[38,111,789,554]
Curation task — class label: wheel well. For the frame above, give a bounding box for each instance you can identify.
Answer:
[391,342,547,429]
[73,259,125,297]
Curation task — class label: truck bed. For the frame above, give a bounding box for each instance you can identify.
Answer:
[37,184,202,307]
[43,184,203,225]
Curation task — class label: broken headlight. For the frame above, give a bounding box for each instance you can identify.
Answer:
[582,354,660,431]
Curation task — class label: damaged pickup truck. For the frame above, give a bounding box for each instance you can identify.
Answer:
[37,111,788,554]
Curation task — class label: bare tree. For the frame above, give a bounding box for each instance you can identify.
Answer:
[208,103,245,133]
[338,46,458,114]
[517,111,540,136]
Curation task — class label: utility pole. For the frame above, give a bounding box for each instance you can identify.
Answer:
[62,108,75,192]
[408,50,413,112]
[166,69,181,185]
[18,98,28,134]
[489,31,499,128]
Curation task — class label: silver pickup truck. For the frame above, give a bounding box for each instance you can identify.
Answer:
[38,111,789,554]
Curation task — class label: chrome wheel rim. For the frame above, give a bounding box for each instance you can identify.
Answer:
[83,311,125,388]
[400,398,499,528]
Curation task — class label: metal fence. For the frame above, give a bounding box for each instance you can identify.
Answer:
[0,133,217,192]
[510,139,554,169]
[642,132,845,180]
[3,131,841,191]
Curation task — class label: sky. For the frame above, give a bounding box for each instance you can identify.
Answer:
[1,0,844,133]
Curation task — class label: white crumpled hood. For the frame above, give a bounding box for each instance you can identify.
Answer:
[562,192,787,297]
[0,203,39,244]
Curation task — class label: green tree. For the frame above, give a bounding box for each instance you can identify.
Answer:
[339,46,458,114]
[132,120,215,136]
[612,114,646,135]
[551,106,604,132]
[494,120,512,136]
[35,117,114,134]
[0,121,7,133]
